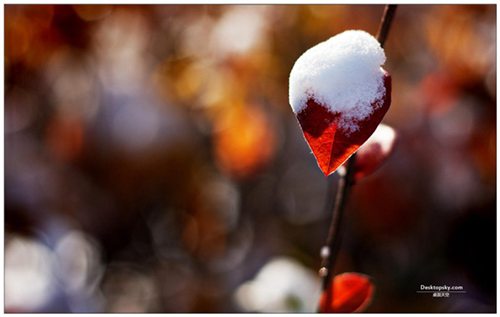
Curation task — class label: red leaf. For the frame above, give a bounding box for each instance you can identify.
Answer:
[352,123,397,181]
[319,272,375,313]
[296,71,391,176]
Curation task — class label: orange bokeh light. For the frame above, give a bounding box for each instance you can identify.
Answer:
[214,105,276,179]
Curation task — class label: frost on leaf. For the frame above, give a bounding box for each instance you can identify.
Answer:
[352,123,397,181]
[289,30,391,176]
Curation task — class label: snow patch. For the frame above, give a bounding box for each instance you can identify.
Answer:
[289,30,386,132]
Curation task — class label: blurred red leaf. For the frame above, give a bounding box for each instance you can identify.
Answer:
[296,72,391,176]
[319,272,375,313]
[352,123,397,181]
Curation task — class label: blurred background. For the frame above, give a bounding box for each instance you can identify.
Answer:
[4,4,496,313]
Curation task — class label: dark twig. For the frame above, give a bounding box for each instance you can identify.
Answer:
[317,4,397,312]
[318,158,356,310]
[376,5,398,48]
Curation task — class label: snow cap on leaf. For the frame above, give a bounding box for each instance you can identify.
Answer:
[289,30,392,176]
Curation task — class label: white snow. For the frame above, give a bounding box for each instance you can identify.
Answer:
[234,257,320,312]
[289,30,387,132]
[366,123,396,153]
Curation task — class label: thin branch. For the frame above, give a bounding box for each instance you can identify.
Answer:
[317,4,397,312]
[376,5,398,48]
[318,158,356,308]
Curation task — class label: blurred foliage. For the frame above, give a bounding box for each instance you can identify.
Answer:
[4,4,496,313]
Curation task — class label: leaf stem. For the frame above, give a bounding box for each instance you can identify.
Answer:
[317,4,397,312]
